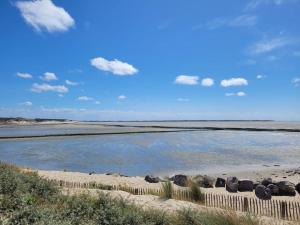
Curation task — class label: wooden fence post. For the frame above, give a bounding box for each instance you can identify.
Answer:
[281,201,287,220]
[243,197,249,212]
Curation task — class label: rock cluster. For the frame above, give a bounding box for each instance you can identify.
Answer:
[144,174,300,200]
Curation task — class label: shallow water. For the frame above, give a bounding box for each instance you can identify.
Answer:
[1,128,300,176]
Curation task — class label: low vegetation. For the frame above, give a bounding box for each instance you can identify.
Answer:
[0,162,260,225]
[189,181,204,203]
[162,180,173,199]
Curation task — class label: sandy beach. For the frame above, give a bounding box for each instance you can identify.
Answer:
[34,166,300,202]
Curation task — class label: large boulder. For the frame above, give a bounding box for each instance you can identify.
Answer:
[145,175,160,183]
[261,178,272,186]
[267,184,279,195]
[255,185,272,200]
[215,178,226,187]
[296,183,300,194]
[226,177,239,193]
[238,180,254,192]
[171,174,189,187]
[192,175,215,188]
[276,181,296,196]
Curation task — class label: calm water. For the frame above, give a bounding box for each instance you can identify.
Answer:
[1,127,300,176]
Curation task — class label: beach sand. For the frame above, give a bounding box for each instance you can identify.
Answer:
[34,166,300,201]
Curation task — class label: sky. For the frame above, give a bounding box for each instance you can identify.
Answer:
[0,0,299,121]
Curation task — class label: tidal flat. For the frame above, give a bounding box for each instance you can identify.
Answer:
[0,121,300,176]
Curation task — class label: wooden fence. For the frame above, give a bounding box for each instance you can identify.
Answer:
[48,179,300,221]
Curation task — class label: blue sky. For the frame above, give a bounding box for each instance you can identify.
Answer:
[0,0,299,121]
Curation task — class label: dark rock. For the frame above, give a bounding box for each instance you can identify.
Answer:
[172,174,189,187]
[296,183,300,194]
[89,171,95,175]
[192,175,215,188]
[255,185,272,200]
[226,177,239,193]
[106,172,121,177]
[238,180,254,192]
[276,181,296,196]
[267,184,279,195]
[261,178,272,186]
[215,178,226,187]
[145,175,160,183]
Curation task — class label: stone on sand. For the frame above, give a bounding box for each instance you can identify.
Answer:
[255,185,272,200]
[226,177,239,193]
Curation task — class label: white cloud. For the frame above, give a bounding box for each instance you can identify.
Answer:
[58,94,64,97]
[221,78,248,87]
[16,72,32,79]
[15,0,75,33]
[201,78,214,87]
[256,74,266,79]
[246,0,297,9]
[91,57,138,76]
[31,83,68,93]
[118,95,127,100]
[292,77,300,86]
[225,92,246,97]
[40,72,58,81]
[207,15,257,29]
[95,101,101,105]
[65,80,79,86]
[248,37,293,54]
[78,96,94,101]
[20,101,33,106]
[175,75,199,85]
[177,98,189,102]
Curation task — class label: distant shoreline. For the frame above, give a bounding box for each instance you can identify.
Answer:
[1,120,300,140]
[1,126,300,140]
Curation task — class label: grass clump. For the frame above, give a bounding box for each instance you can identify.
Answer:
[0,162,260,225]
[189,181,203,203]
[162,180,173,199]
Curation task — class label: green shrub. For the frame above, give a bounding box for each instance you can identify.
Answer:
[0,168,18,195]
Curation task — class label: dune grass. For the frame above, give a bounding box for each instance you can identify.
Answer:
[0,162,262,225]
[189,181,204,203]
[162,180,173,199]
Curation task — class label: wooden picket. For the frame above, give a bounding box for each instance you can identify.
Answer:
[48,179,300,221]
